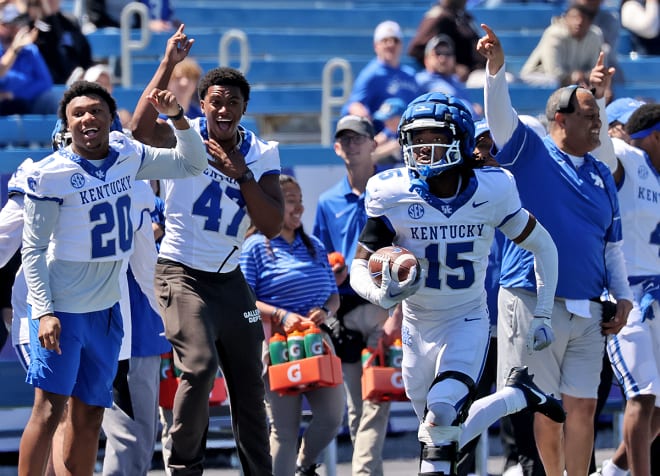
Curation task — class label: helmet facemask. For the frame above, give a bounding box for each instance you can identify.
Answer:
[398,92,474,180]
[401,118,463,179]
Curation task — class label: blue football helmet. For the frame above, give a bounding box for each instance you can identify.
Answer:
[398,92,475,178]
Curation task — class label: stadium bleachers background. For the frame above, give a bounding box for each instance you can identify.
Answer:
[1,0,660,173]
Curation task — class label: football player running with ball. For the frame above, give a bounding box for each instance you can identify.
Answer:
[350,92,564,476]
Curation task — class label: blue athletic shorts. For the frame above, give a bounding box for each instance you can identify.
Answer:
[26,303,123,408]
[14,343,31,373]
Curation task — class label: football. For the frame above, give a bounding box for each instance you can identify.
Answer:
[368,246,419,286]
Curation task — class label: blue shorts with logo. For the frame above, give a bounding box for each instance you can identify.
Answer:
[26,303,123,408]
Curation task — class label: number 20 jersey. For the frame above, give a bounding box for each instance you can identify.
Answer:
[24,132,145,263]
[158,121,281,272]
[365,166,523,315]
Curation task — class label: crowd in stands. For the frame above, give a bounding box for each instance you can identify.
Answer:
[0,1,659,475]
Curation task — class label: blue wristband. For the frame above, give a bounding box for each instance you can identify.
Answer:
[280,311,290,327]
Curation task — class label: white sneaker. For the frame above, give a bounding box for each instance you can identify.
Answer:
[502,463,523,476]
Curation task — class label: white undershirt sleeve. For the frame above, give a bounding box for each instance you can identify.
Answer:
[484,62,520,150]
[500,215,559,318]
[605,240,634,302]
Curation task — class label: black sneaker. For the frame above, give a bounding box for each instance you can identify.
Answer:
[505,366,566,423]
[295,463,320,476]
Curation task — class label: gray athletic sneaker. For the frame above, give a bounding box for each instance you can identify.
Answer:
[505,366,566,423]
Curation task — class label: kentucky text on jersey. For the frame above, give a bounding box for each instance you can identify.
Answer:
[410,224,486,240]
[638,186,659,203]
[79,175,131,204]
[203,167,234,183]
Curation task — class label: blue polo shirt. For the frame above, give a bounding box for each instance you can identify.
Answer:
[313,176,370,293]
[342,58,421,118]
[240,233,337,315]
[498,121,621,299]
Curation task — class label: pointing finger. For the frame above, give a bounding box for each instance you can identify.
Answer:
[481,23,495,39]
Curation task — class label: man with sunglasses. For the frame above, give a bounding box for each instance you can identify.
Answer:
[313,115,393,476]
[415,34,479,120]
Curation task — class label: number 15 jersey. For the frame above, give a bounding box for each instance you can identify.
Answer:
[364,166,524,318]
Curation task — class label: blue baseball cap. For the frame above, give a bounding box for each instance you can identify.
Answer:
[373,98,407,122]
[606,97,645,126]
[474,119,490,139]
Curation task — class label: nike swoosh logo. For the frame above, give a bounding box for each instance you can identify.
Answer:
[472,200,489,208]
[387,289,405,298]
[524,383,547,405]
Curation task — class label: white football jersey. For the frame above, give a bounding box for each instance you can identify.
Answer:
[0,158,31,267]
[365,167,523,315]
[25,132,144,263]
[7,157,33,194]
[158,121,281,272]
[117,180,158,361]
[613,138,660,278]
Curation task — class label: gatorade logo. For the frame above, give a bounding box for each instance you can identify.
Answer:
[390,354,402,368]
[290,343,303,359]
[391,371,404,389]
[280,348,289,361]
[311,341,323,356]
[287,363,302,382]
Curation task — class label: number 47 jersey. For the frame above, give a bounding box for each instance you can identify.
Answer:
[364,166,524,316]
[158,124,281,273]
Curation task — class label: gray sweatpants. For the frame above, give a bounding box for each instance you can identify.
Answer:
[342,303,391,476]
[156,260,272,476]
[102,355,161,476]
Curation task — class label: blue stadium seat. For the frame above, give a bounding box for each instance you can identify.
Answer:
[88,29,380,61]
[0,116,22,147]
[0,115,58,148]
[616,56,660,85]
[471,5,562,32]
[172,3,558,33]
[111,85,324,115]
[176,6,427,31]
[464,84,556,116]
[88,28,541,65]
[130,58,372,88]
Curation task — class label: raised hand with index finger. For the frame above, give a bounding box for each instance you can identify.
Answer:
[165,24,194,65]
[589,51,615,100]
[476,24,505,76]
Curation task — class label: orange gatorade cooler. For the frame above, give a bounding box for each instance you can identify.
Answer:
[361,340,407,402]
[268,340,343,395]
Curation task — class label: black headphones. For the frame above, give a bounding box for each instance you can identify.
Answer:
[556,85,579,114]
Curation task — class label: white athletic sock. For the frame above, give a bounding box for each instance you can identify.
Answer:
[420,459,452,474]
[600,459,628,476]
[459,387,523,448]
[502,386,528,414]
